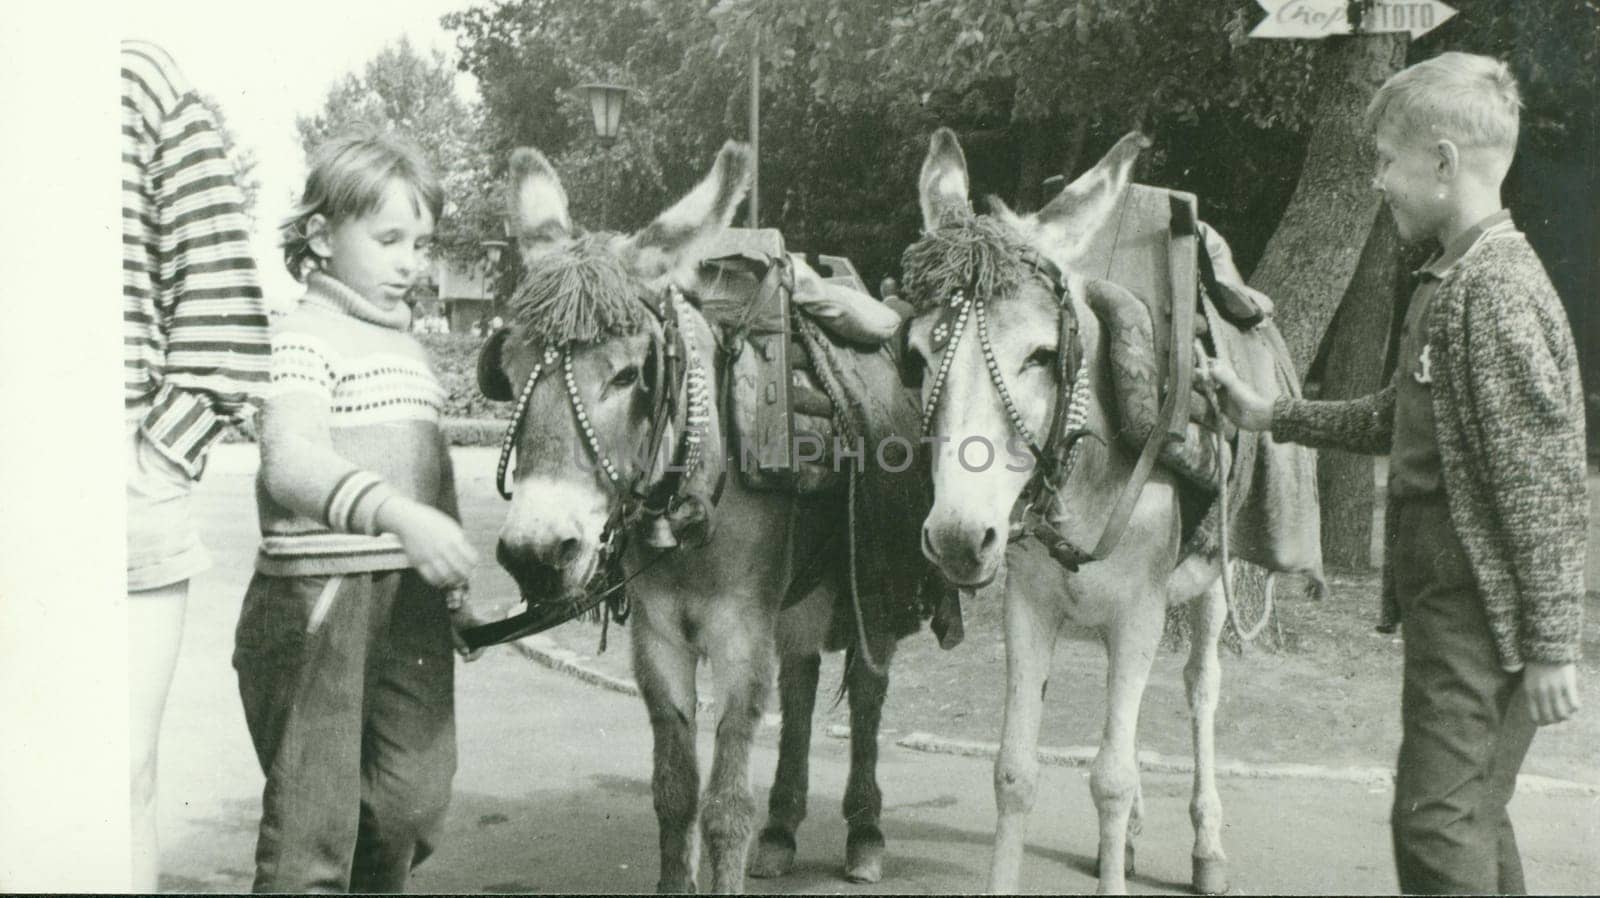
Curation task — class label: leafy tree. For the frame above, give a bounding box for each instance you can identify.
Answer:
[297,37,498,267]
[447,0,1598,572]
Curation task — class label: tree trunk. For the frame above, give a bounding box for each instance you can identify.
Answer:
[1246,33,1406,571]
[1250,33,1407,380]
[1057,117,1091,188]
[1314,208,1403,569]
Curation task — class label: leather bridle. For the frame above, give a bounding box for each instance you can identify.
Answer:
[916,248,1171,573]
[460,286,712,649]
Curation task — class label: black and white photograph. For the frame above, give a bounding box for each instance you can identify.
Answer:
[1,0,1596,892]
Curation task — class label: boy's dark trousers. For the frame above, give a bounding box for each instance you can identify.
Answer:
[234,568,457,892]
[1390,496,1537,894]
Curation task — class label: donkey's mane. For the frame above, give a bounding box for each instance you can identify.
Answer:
[508,233,653,347]
[900,213,1032,313]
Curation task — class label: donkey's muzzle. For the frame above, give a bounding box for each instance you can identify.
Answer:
[921,519,1000,588]
[497,537,581,601]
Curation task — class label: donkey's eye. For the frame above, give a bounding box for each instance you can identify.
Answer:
[608,365,641,391]
[1024,348,1058,371]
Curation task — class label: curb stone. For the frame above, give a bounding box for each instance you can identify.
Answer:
[820,727,1600,798]
[505,629,1600,798]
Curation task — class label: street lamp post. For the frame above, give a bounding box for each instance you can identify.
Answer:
[480,216,511,327]
[576,82,632,229]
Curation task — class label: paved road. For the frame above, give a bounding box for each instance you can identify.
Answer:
[155,446,1597,893]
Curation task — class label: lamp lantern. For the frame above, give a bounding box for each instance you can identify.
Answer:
[576,82,631,149]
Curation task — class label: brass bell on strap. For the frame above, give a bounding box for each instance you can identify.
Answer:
[644,514,679,549]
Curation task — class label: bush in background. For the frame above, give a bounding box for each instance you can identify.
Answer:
[416,332,507,422]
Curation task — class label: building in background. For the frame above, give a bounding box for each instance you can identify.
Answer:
[435,257,496,334]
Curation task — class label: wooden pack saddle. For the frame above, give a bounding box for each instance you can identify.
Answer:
[1076,184,1267,492]
[686,228,879,493]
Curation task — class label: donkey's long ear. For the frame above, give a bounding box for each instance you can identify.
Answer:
[997,131,1148,264]
[918,127,971,231]
[477,327,514,401]
[508,147,573,264]
[618,140,752,286]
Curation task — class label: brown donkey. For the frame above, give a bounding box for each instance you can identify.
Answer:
[902,129,1237,895]
[478,141,912,891]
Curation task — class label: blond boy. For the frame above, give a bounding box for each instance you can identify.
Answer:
[1207,52,1584,893]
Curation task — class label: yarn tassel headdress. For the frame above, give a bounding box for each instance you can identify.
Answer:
[900,214,1030,312]
[509,234,653,347]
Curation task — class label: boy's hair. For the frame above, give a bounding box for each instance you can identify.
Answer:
[1364,52,1522,155]
[281,129,445,280]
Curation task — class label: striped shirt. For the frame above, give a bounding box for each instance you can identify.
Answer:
[123,40,270,477]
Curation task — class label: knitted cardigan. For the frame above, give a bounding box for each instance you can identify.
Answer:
[1271,229,1586,669]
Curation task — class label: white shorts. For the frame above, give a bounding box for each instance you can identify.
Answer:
[126,411,210,592]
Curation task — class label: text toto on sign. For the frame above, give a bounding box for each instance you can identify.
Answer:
[1250,0,1457,39]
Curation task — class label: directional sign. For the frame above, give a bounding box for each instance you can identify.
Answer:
[1250,0,1457,39]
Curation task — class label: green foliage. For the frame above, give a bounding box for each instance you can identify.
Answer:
[443,0,1597,327]
[296,37,499,268]
[416,332,505,420]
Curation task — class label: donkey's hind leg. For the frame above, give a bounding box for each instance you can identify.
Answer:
[749,651,821,880]
[702,627,774,893]
[1184,576,1229,895]
[842,636,897,884]
[634,626,701,893]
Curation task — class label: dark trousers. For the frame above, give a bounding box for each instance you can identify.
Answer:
[1390,497,1537,895]
[234,569,457,892]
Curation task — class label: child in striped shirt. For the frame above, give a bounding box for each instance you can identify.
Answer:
[232,131,476,892]
[122,39,271,892]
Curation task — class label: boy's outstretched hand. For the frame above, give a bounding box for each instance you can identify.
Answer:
[1523,661,1581,725]
[375,497,478,589]
[1197,357,1275,432]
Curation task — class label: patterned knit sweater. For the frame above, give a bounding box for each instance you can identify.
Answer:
[1272,229,1586,669]
[254,272,457,576]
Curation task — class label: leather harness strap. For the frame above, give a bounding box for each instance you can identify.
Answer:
[926,198,1198,573]
[463,288,706,650]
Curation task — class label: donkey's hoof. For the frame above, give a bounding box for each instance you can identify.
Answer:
[1191,856,1228,895]
[748,829,796,879]
[844,828,885,884]
[1093,843,1135,878]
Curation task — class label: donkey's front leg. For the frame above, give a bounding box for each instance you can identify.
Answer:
[1091,599,1166,895]
[702,633,773,893]
[842,636,897,884]
[749,651,820,880]
[635,625,702,893]
[988,584,1062,893]
[1184,576,1229,895]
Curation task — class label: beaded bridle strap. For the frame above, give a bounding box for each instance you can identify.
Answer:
[496,348,559,500]
[494,292,710,515]
[464,292,713,651]
[917,255,1129,572]
[918,257,1086,471]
